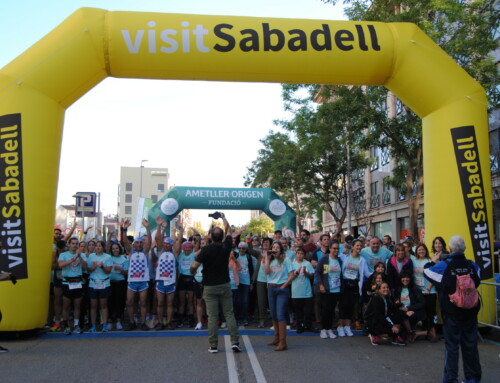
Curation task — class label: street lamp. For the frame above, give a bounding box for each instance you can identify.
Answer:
[140,159,148,198]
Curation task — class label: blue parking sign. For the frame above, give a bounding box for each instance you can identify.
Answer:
[75,192,97,217]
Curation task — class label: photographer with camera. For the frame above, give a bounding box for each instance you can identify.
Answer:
[190,212,241,353]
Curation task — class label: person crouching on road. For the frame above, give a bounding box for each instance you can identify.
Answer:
[364,281,405,346]
[265,241,295,351]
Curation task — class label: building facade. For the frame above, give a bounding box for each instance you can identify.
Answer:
[118,166,169,233]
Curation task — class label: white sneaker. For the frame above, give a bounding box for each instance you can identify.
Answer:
[327,329,337,339]
[107,322,114,331]
[221,322,227,329]
[116,321,123,330]
[320,329,328,339]
[286,325,291,330]
[344,326,354,336]
[195,322,203,330]
[337,326,346,337]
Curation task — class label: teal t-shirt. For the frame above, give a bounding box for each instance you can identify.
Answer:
[236,254,251,285]
[194,263,203,283]
[327,257,342,293]
[229,261,238,290]
[87,253,113,288]
[58,251,83,282]
[285,249,296,261]
[360,247,392,273]
[109,255,129,281]
[411,256,436,293]
[343,255,361,281]
[400,287,410,307]
[178,252,195,276]
[267,257,293,285]
[291,259,314,298]
[257,254,268,283]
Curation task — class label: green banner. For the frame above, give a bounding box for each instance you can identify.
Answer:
[147,186,296,234]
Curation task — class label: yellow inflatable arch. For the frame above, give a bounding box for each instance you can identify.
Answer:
[0,8,495,330]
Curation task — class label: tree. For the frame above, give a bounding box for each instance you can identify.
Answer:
[245,130,311,232]
[242,214,275,237]
[321,0,499,237]
[187,221,207,237]
[246,85,376,236]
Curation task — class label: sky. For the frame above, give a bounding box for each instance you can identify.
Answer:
[0,0,346,229]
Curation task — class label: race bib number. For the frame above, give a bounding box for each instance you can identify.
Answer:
[69,282,82,290]
[344,268,358,280]
[93,279,106,290]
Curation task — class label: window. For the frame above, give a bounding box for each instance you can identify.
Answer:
[370,147,379,171]
[125,194,132,203]
[370,181,380,208]
[383,177,391,205]
[352,187,366,214]
[125,205,132,214]
[125,182,133,192]
[151,195,158,203]
[158,184,165,193]
[374,221,392,238]
[381,146,390,165]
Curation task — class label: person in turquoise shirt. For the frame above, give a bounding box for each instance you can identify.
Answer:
[413,243,438,342]
[58,237,86,335]
[177,239,196,327]
[291,248,315,334]
[86,241,113,332]
[360,237,392,273]
[315,241,343,339]
[108,242,129,330]
[265,241,294,351]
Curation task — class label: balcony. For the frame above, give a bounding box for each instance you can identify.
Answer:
[370,194,380,209]
[383,191,391,205]
[491,152,500,175]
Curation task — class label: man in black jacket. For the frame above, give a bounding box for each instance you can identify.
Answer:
[190,213,240,354]
[424,235,481,383]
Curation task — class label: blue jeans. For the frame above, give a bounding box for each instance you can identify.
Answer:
[442,314,481,383]
[235,284,250,321]
[267,285,290,322]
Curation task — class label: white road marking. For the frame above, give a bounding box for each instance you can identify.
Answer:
[224,335,239,383]
[242,335,267,383]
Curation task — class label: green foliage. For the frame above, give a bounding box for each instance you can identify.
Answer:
[322,0,499,109]
[242,214,275,237]
[245,85,376,234]
[320,0,499,236]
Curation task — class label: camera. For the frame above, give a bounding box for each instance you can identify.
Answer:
[208,211,222,220]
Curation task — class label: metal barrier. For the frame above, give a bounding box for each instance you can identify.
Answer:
[477,276,500,330]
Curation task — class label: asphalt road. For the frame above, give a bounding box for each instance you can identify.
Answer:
[0,330,498,383]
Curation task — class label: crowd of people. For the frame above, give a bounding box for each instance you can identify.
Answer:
[49,214,447,346]
[46,211,484,380]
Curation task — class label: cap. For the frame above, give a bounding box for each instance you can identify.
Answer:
[164,237,174,245]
